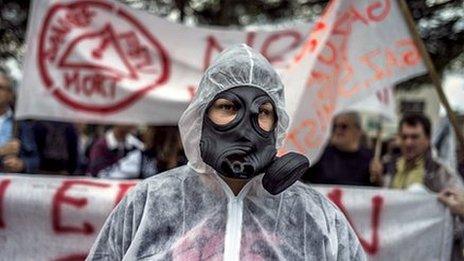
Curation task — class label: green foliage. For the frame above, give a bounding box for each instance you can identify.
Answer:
[1,0,463,77]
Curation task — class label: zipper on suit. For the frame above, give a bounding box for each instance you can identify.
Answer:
[215,174,254,261]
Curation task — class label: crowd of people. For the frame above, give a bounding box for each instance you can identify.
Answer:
[0,71,187,179]
[303,111,463,192]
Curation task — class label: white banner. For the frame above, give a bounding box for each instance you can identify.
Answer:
[16,0,311,124]
[280,0,426,158]
[347,86,397,121]
[16,0,425,129]
[0,175,452,260]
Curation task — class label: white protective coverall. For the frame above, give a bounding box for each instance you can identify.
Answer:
[86,44,366,261]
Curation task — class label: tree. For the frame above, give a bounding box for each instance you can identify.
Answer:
[1,0,463,77]
[0,0,29,61]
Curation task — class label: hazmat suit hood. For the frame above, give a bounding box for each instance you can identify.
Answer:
[179,44,290,174]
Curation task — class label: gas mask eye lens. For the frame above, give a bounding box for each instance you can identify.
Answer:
[258,101,276,132]
[207,98,238,126]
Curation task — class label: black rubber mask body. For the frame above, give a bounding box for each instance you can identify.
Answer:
[200,86,277,180]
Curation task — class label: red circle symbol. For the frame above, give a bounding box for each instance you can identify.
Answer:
[38,1,170,114]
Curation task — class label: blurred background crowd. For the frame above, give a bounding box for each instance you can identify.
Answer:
[1,66,462,195]
[0,69,187,177]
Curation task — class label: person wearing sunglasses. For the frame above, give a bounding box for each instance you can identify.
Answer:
[302,111,378,187]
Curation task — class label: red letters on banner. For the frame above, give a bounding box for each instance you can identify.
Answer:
[52,180,110,235]
[284,0,422,156]
[203,31,303,72]
[246,32,256,47]
[286,119,318,153]
[286,37,420,153]
[294,0,391,65]
[328,188,384,255]
[307,2,412,97]
[349,38,421,98]
[39,1,171,113]
[63,71,118,99]
[45,6,96,62]
[197,30,304,91]
[347,0,391,26]
[260,30,302,64]
[366,0,391,22]
[115,182,137,206]
[203,36,224,71]
[0,179,11,229]
[187,85,197,101]
[54,253,87,261]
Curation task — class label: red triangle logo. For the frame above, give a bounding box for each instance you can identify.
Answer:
[58,24,138,80]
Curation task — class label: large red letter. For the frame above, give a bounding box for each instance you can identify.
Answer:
[114,182,137,206]
[366,0,391,22]
[327,188,384,255]
[52,180,110,235]
[54,253,87,261]
[261,30,301,64]
[0,179,11,229]
[246,32,256,47]
[203,36,223,71]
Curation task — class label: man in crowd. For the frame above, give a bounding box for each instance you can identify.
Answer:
[87,45,365,260]
[33,120,79,175]
[370,113,462,191]
[87,124,143,177]
[370,113,464,260]
[0,71,38,173]
[302,111,378,186]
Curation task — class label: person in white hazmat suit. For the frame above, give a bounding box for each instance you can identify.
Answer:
[86,44,365,260]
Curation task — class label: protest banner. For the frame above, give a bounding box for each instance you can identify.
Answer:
[280,0,427,159]
[15,0,311,124]
[0,175,451,260]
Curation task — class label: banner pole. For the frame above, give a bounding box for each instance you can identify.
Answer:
[397,0,464,152]
[374,117,383,161]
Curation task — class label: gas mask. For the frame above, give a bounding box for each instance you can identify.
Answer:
[200,86,309,195]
